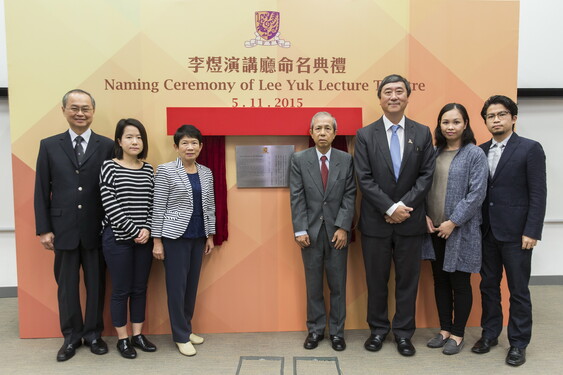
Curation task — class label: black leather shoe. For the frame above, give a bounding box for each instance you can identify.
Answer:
[85,338,109,355]
[506,346,526,366]
[117,338,137,359]
[131,334,157,352]
[395,337,416,356]
[330,335,346,351]
[56,341,82,362]
[303,332,324,349]
[471,337,498,354]
[364,334,386,352]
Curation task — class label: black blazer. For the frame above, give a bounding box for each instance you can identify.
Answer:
[354,116,435,237]
[480,133,547,242]
[34,130,114,250]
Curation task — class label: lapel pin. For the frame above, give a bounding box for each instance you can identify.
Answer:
[408,139,413,144]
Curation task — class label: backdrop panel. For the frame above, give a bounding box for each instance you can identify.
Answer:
[5,0,518,338]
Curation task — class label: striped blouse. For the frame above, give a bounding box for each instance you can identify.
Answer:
[100,160,154,241]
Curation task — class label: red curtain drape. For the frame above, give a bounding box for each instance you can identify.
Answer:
[198,136,228,245]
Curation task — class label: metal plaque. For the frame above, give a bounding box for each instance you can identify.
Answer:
[236,145,295,188]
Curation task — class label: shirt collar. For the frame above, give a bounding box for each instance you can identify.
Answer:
[315,147,332,162]
[491,133,512,148]
[383,115,405,131]
[69,128,92,144]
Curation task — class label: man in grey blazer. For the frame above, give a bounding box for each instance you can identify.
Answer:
[290,112,356,351]
[34,89,114,361]
[354,74,435,356]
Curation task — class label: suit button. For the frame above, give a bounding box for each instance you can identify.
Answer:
[320,215,324,221]
[489,202,494,206]
[78,187,83,191]
[78,204,83,209]
[75,170,80,174]
[323,201,327,205]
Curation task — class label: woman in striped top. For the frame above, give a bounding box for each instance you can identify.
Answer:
[152,124,215,357]
[100,118,157,359]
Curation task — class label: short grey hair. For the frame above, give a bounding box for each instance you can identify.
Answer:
[62,89,96,109]
[310,111,337,131]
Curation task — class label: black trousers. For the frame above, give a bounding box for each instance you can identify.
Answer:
[54,243,105,345]
[301,224,348,337]
[480,231,533,349]
[430,234,472,337]
[162,237,205,343]
[361,232,422,339]
[102,227,153,327]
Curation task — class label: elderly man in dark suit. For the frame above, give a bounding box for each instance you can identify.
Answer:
[290,112,356,351]
[354,74,435,356]
[34,89,114,361]
[471,95,547,367]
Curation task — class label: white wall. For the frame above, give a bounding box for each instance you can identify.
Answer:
[518,0,563,88]
[516,98,563,276]
[0,98,17,288]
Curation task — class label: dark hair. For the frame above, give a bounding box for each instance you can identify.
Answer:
[174,124,203,146]
[62,89,96,109]
[377,74,411,98]
[481,95,518,128]
[434,103,476,149]
[114,118,149,159]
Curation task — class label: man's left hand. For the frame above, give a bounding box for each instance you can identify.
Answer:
[331,228,348,250]
[522,235,537,250]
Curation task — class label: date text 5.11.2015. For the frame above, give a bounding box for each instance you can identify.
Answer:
[232,98,303,108]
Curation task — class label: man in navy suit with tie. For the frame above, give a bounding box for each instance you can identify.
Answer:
[34,89,114,361]
[354,74,435,356]
[290,112,356,351]
[471,95,547,367]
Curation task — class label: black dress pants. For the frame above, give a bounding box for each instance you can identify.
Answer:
[361,232,422,339]
[430,234,472,337]
[54,243,105,345]
[480,231,533,349]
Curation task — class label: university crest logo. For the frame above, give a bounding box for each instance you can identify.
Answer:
[244,11,291,48]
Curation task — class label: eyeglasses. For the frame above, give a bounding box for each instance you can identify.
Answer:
[485,111,510,121]
[66,106,93,114]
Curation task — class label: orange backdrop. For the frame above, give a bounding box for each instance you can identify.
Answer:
[5,0,519,338]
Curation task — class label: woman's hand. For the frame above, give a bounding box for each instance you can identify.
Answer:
[152,238,165,260]
[135,228,150,244]
[436,220,456,239]
[426,216,436,234]
[204,236,215,255]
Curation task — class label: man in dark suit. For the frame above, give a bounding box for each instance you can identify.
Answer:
[34,89,114,361]
[471,95,546,367]
[354,74,434,356]
[290,112,356,351]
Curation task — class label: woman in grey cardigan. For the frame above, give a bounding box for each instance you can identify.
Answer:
[424,103,488,355]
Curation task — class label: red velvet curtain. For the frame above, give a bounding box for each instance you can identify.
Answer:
[198,136,228,245]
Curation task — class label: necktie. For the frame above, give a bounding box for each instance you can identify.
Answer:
[320,155,328,191]
[390,125,401,180]
[489,143,504,177]
[74,135,85,165]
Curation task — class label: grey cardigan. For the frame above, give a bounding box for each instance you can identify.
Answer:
[422,143,488,273]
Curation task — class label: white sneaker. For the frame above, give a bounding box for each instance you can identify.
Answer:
[176,341,196,356]
[189,333,205,345]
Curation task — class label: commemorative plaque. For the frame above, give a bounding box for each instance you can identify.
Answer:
[236,145,295,188]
